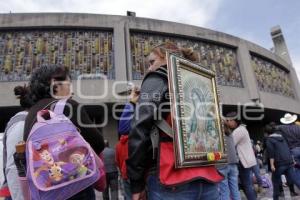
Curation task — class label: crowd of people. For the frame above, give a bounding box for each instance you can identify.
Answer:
[0,41,300,200]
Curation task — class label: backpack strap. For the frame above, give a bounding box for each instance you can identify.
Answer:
[155,120,174,138]
[144,66,170,159]
[53,99,68,115]
[24,100,58,141]
[150,126,159,159]
[2,113,27,186]
[150,119,174,159]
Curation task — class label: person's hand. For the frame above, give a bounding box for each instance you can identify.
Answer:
[132,190,147,200]
[271,165,276,172]
[130,86,140,104]
[293,160,297,166]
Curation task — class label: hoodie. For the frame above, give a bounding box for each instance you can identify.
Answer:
[266,133,293,167]
[277,124,300,149]
[118,102,135,135]
[115,135,129,179]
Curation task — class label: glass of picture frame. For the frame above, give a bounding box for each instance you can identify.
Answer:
[166,52,227,168]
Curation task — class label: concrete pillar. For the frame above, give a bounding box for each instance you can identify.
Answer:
[271,26,300,100]
[236,40,260,103]
[271,25,293,67]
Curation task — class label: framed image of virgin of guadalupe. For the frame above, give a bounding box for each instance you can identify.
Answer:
[166,52,227,168]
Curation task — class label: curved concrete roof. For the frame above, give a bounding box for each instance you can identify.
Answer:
[0,13,299,114]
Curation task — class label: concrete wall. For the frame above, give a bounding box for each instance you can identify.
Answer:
[0,13,299,114]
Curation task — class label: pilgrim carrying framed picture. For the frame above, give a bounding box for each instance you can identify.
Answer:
[166,52,227,168]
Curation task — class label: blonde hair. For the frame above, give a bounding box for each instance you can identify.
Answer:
[151,41,199,62]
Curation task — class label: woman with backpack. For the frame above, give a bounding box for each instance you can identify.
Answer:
[126,42,223,200]
[23,65,105,200]
[1,85,33,200]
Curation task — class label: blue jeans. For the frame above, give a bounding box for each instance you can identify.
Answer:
[291,147,300,177]
[251,163,263,186]
[239,163,257,200]
[272,165,300,200]
[122,179,131,200]
[218,164,240,200]
[147,175,220,200]
[103,172,119,200]
[291,147,300,164]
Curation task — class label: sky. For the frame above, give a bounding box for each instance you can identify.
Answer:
[0,0,299,81]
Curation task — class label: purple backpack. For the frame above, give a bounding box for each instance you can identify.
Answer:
[25,99,101,200]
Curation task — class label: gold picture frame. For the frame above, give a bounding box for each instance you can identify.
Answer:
[167,52,227,168]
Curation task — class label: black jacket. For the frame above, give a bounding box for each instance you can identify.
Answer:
[277,124,300,149]
[126,66,170,193]
[266,132,293,167]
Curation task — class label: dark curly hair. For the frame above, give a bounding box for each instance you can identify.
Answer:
[14,85,33,109]
[29,65,70,103]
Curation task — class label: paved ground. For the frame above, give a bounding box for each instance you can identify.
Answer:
[96,175,300,200]
[96,187,299,200]
[241,185,300,200]
[1,183,299,200]
[1,135,298,200]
